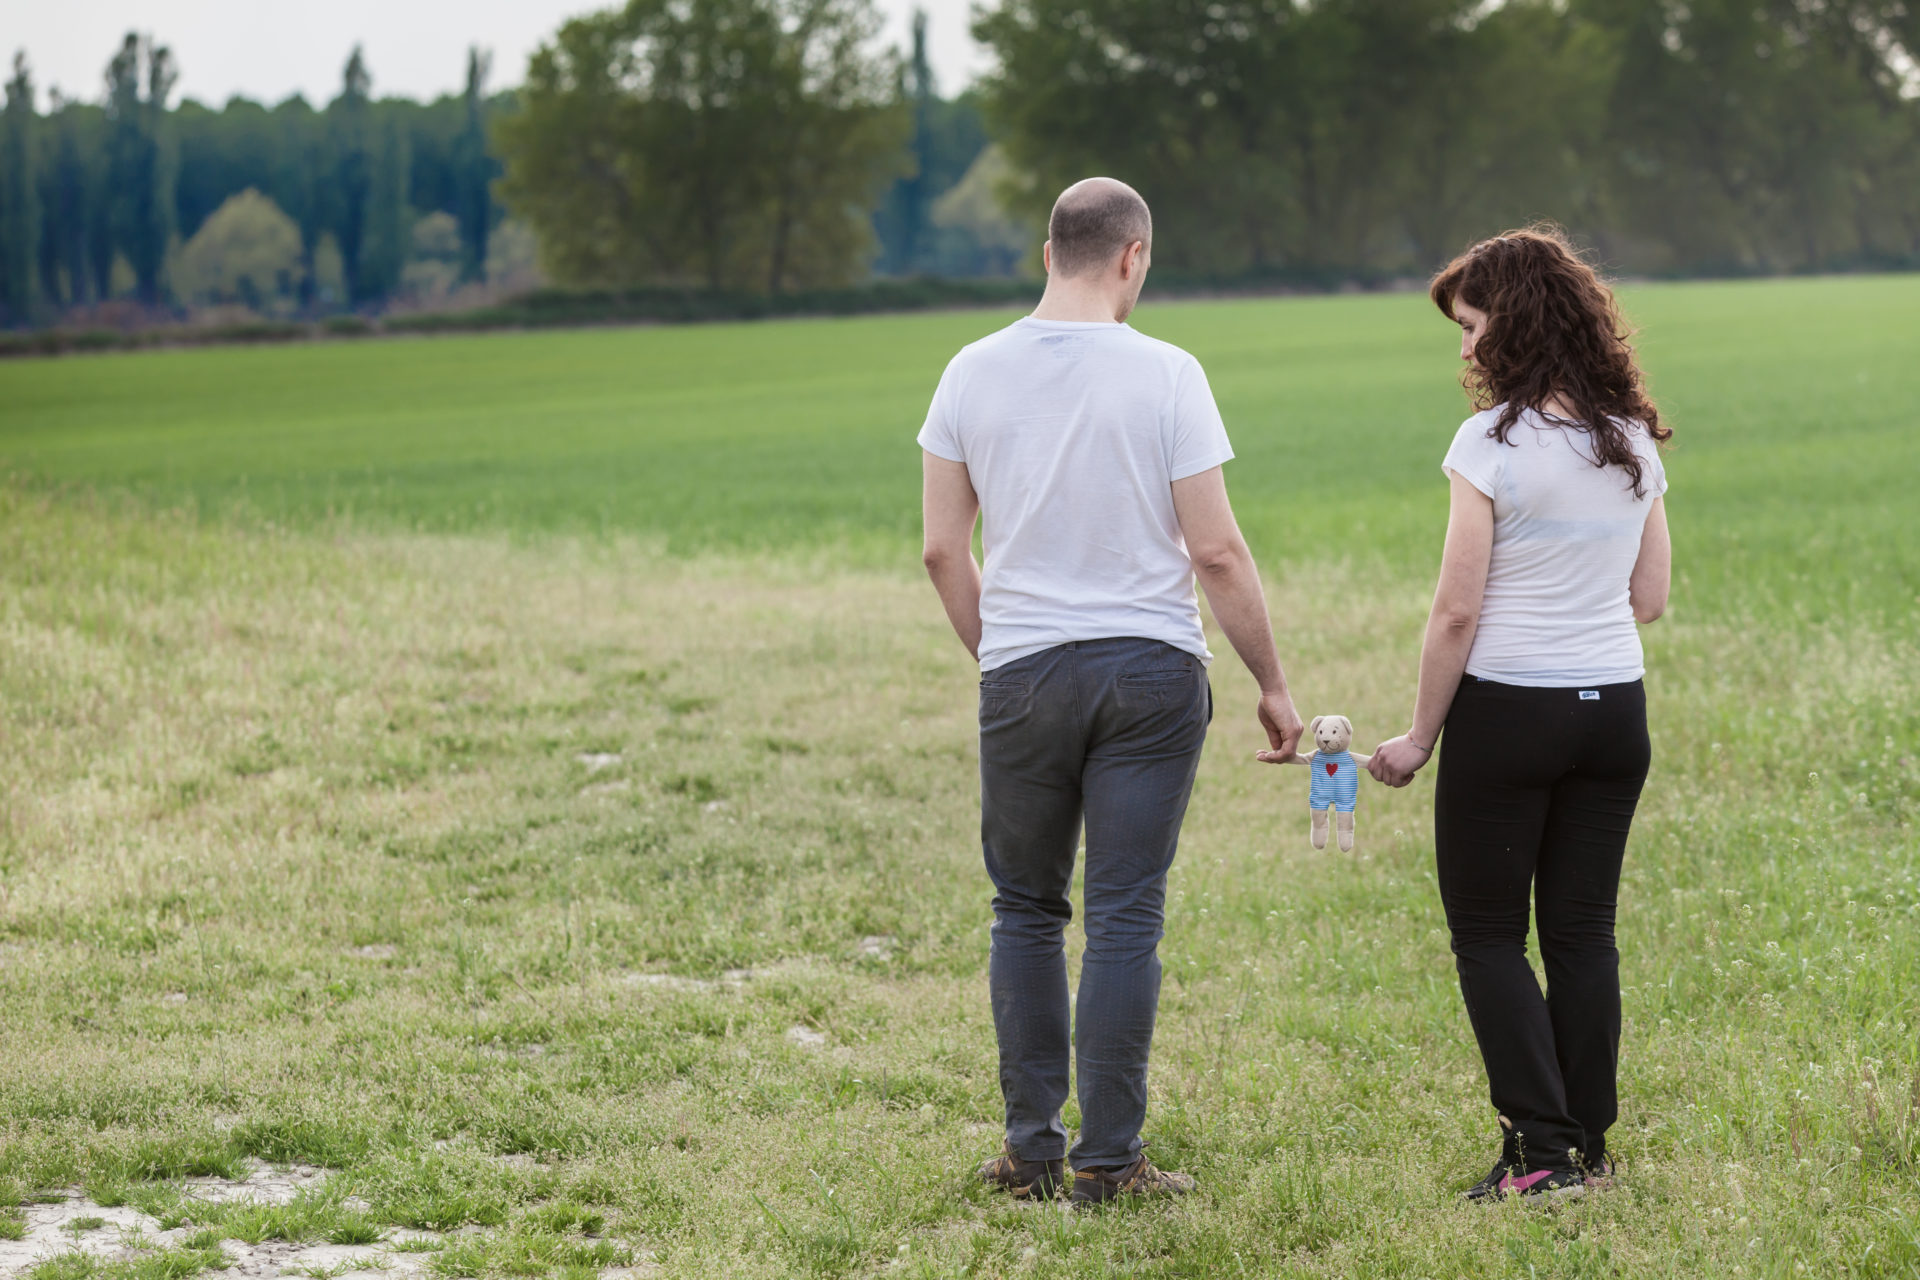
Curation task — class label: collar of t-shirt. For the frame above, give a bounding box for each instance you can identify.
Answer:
[1016,317,1131,332]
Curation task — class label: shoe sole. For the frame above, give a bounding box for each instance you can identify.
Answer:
[1069,1181,1194,1205]
[1466,1180,1589,1205]
[1069,1191,1185,1206]
[980,1170,1062,1200]
[1510,1182,1587,1204]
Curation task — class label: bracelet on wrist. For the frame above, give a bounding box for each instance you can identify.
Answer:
[1407,734,1434,754]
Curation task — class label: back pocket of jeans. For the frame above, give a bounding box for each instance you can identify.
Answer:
[1117,666,1195,709]
[978,680,1029,723]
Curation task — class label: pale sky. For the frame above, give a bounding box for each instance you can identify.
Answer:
[15,0,994,108]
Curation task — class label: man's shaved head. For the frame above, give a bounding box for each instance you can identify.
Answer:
[1047,177,1152,278]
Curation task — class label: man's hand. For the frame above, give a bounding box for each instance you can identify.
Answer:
[1367,734,1432,788]
[1257,691,1304,761]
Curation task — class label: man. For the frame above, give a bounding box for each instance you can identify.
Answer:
[919,176,1304,1204]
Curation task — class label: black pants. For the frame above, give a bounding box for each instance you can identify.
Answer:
[1435,676,1649,1173]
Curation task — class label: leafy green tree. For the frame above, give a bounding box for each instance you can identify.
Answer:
[401,210,464,302]
[0,52,40,324]
[756,0,910,291]
[497,0,907,291]
[105,33,178,305]
[1393,2,1617,267]
[171,187,303,307]
[977,0,1493,276]
[977,0,1920,276]
[928,143,1031,276]
[1583,0,1920,271]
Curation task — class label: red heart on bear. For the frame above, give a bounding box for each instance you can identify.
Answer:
[1325,763,1338,776]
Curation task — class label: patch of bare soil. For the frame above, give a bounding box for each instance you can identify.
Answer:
[0,1162,648,1278]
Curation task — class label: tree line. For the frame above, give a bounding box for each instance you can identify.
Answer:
[976,0,1920,278]
[3,0,1917,327]
[0,36,503,325]
[0,7,1003,326]
[482,0,1920,290]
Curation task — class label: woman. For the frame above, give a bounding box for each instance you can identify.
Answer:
[1368,228,1672,1202]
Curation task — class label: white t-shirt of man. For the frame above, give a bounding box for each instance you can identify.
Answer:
[918,317,1235,673]
[1442,405,1668,687]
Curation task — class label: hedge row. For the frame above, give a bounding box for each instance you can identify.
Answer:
[0,280,1048,358]
[0,270,1420,358]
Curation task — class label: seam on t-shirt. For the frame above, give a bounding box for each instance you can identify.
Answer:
[917,357,969,463]
[1167,356,1230,480]
[918,430,965,464]
[1441,462,1497,499]
[1172,448,1236,482]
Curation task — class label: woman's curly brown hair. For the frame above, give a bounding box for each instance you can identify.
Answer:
[1430,225,1670,497]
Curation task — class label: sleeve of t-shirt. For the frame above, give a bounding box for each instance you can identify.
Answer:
[1641,431,1670,497]
[1169,357,1235,481]
[915,357,966,463]
[1440,416,1501,499]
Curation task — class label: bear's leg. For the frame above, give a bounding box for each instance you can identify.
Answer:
[1310,807,1330,850]
[1336,811,1356,853]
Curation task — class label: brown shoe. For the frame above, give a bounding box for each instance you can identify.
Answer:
[1069,1153,1195,1205]
[978,1141,1065,1199]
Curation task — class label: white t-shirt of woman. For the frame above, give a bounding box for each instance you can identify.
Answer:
[1441,406,1667,687]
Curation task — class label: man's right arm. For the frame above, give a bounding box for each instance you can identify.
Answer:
[1170,465,1304,758]
[922,451,983,660]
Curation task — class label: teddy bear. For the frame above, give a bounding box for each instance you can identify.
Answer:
[1256,714,1371,852]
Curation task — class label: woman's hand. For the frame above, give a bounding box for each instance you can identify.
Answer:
[1368,735,1433,788]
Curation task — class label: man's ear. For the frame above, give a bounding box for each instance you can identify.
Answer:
[1042,240,1053,275]
[1309,716,1324,735]
[1119,240,1144,280]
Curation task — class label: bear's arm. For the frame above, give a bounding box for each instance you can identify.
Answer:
[1349,752,1372,768]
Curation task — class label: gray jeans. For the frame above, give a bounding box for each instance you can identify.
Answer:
[978,637,1210,1169]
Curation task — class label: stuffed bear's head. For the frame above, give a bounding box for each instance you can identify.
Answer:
[1310,714,1354,754]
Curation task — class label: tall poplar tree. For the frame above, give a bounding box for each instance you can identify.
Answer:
[895,9,934,273]
[105,33,177,305]
[43,96,102,306]
[0,52,40,323]
[329,47,373,304]
[453,47,495,282]
[357,109,410,302]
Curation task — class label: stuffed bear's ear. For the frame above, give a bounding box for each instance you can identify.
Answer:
[1309,715,1324,734]
[1335,715,1352,734]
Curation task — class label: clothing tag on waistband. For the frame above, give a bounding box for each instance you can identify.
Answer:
[1579,690,1600,701]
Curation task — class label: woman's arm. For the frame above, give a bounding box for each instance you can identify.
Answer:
[1629,497,1670,624]
[1369,473,1494,787]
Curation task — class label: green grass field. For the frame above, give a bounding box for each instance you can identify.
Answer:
[1,276,1917,1278]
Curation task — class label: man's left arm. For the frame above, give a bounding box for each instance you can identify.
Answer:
[922,451,983,660]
